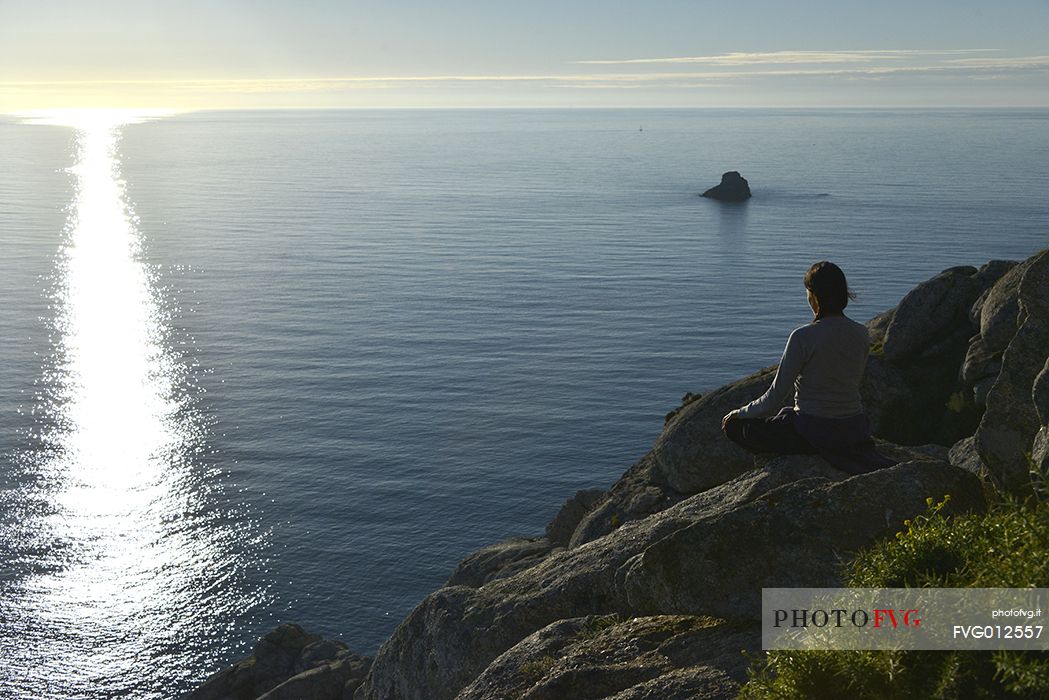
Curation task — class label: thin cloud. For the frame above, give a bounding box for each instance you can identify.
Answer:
[943,55,1049,68]
[576,49,1000,66]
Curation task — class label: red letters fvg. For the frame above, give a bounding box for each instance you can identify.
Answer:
[872,609,921,628]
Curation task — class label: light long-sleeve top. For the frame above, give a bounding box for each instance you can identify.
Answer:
[736,315,870,419]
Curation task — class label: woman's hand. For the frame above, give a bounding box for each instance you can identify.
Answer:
[721,409,740,431]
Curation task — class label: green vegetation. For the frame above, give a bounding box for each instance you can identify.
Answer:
[739,494,1049,700]
[518,654,557,684]
[945,391,968,414]
[573,614,624,642]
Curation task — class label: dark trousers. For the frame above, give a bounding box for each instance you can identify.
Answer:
[723,407,895,475]
[723,407,817,456]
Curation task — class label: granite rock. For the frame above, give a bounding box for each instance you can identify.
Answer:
[545,488,607,547]
[356,458,845,700]
[455,615,754,700]
[948,436,985,477]
[620,461,983,619]
[355,458,981,700]
[650,366,778,494]
[969,260,1019,326]
[258,653,371,700]
[882,266,980,361]
[978,256,1036,353]
[185,624,365,700]
[569,455,685,548]
[976,249,1049,492]
[446,536,555,588]
[1027,357,1049,478]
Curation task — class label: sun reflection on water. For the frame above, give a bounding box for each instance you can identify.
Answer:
[0,111,267,698]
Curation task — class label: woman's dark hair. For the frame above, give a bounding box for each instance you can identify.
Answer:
[804,261,856,316]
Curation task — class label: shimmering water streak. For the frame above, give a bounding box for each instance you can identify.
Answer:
[0,113,264,698]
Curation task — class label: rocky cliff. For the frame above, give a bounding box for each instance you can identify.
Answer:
[186,249,1049,700]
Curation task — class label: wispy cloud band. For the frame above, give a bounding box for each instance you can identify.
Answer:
[576,49,1000,66]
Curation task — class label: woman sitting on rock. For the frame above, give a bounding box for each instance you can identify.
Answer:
[721,261,895,475]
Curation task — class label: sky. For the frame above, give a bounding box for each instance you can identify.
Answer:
[2,0,1048,110]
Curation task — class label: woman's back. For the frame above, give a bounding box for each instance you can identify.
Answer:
[790,315,870,418]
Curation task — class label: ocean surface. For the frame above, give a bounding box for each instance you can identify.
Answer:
[0,108,1046,698]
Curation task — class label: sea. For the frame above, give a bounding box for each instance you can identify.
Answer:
[0,108,1046,698]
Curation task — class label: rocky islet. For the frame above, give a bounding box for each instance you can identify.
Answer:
[701,171,752,202]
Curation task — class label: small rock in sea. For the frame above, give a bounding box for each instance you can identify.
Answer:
[701,171,752,201]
